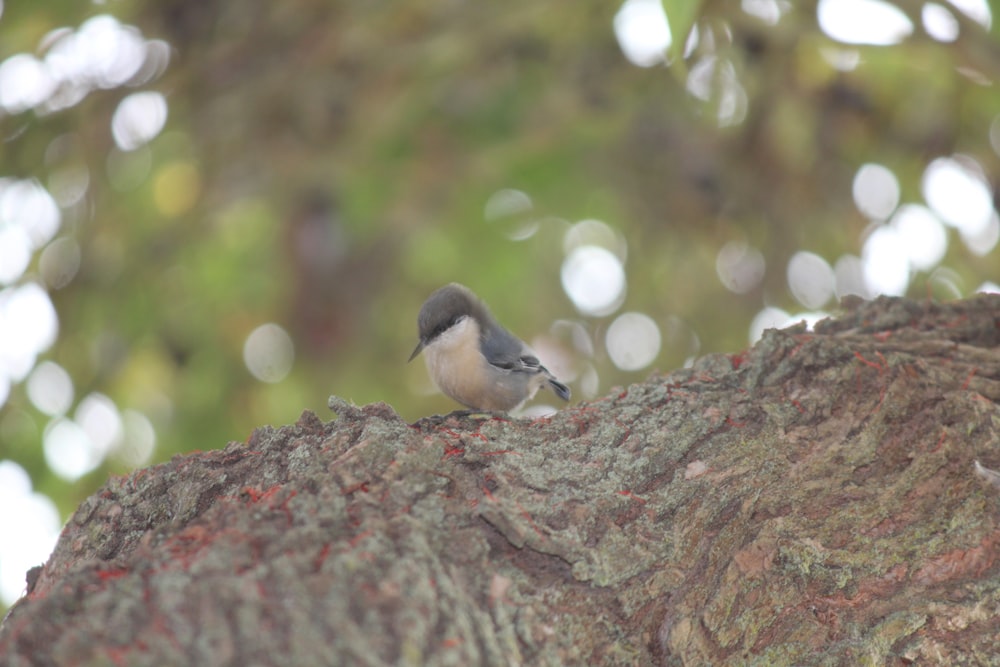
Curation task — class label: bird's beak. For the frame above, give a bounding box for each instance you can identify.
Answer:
[407,340,425,363]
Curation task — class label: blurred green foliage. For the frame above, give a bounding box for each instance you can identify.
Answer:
[1,0,999,521]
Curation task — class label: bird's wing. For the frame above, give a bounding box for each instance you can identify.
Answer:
[480,326,540,374]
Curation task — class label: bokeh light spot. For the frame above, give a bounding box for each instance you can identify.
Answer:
[977,281,1000,294]
[0,460,60,606]
[0,179,61,249]
[0,461,30,498]
[112,91,168,150]
[131,39,172,86]
[0,283,59,383]
[834,254,871,299]
[0,14,166,120]
[578,363,600,398]
[48,165,90,208]
[46,15,146,91]
[614,0,672,67]
[819,47,861,71]
[39,237,82,290]
[244,323,295,383]
[749,307,790,344]
[948,0,991,28]
[961,214,1000,256]
[484,188,538,240]
[76,393,124,460]
[0,54,54,113]
[552,319,595,358]
[716,241,765,294]
[561,246,626,317]
[0,226,31,285]
[852,163,900,220]
[484,188,532,221]
[686,56,748,126]
[43,417,96,481]
[562,219,627,260]
[862,225,910,296]
[818,0,913,45]
[922,3,959,41]
[117,410,157,468]
[922,156,993,237]
[742,0,787,25]
[529,335,574,386]
[606,312,661,371]
[26,361,74,417]
[888,204,947,271]
[787,251,835,309]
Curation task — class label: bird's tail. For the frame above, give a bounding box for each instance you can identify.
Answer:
[548,378,571,401]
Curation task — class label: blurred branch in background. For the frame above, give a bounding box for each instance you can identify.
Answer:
[1,0,999,611]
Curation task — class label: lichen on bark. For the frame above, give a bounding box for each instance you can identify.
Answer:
[2,295,1000,666]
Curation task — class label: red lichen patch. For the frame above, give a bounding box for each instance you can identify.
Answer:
[808,563,910,616]
[913,530,1000,586]
[442,445,465,460]
[160,524,224,564]
[95,567,129,582]
[240,485,284,504]
[729,351,749,369]
[313,543,332,572]
[617,490,647,503]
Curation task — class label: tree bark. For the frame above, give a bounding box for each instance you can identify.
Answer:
[3,295,1000,666]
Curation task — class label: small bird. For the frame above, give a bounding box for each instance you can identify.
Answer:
[408,283,571,412]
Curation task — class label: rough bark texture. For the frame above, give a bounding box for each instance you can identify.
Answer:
[3,296,1000,666]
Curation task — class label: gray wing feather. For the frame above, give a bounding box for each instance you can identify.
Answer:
[480,326,537,373]
[481,321,572,402]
